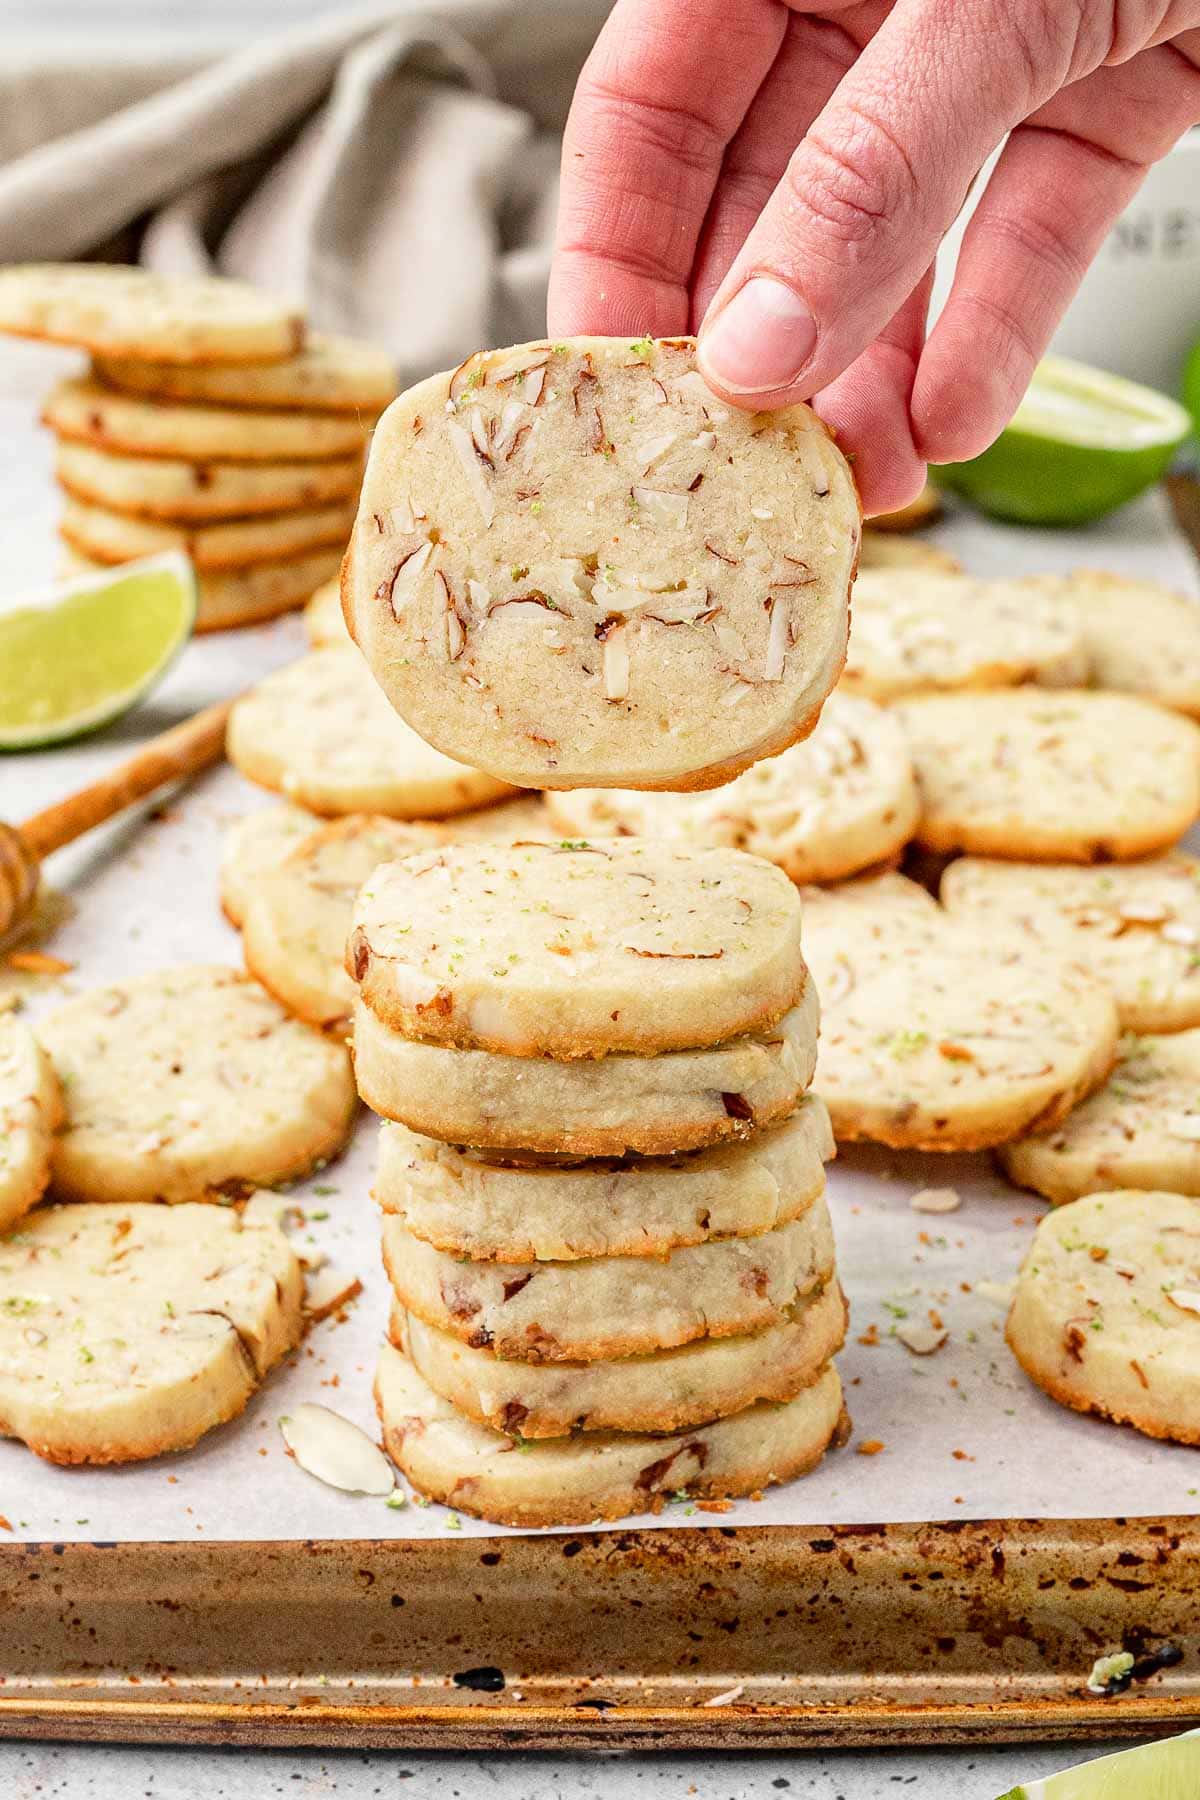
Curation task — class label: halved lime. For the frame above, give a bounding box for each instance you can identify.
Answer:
[1183,336,1200,440]
[997,1728,1200,1799]
[935,355,1192,526]
[0,551,196,750]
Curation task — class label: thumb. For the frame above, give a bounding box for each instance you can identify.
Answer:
[697,0,1079,407]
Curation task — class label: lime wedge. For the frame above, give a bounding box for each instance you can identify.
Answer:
[0,552,196,750]
[1183,336,1200,439]
[997,1728,1200,1799]
[935,354,1192,525]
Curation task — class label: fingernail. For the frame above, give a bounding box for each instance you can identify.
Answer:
[699,277,816,395]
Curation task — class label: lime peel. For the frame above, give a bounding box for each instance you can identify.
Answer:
[996,1727,1200,1799]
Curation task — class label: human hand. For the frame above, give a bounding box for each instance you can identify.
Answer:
[550,0,1200,514]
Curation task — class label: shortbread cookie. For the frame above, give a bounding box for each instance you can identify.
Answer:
[802,878,1118,1149]
[227,647,515,816]
[60,494,355,571]
[344,335,858,790]
[390,1277,847,1436]
[0,1201,303,1464]
[45,376,369,463]
[840,571,1087,702]
[867,483,942,531]
[0,1017,63,1232]
[858,533,962,574]
[1000,1030,1200,1204]
[544,693,917,884]
[218,802,320,927]
[303,578,346,646]
[940,853,1200,1032]
[897,690,1200,861]
[441,794,552,842]
[376,1343,846,1526]
[1006,1189,1200,1445]
[352,985,819,1156]
[0,263,303,363]
[95,331,395,412]
[56,440,363,521]
[374,1097,834,1261]
[348,840,805,1057]
[1032,570,1200,717]
[241,816,444,1027]
[62,544,343,632]
[381,1198,836,1361]
[39,965,357,1203]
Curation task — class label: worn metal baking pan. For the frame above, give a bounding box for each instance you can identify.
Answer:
[1,1518,1197,1750]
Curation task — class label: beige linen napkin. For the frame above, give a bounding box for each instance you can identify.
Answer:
[0,1,610,380]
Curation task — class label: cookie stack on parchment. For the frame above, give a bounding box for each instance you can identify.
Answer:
[0,263,396,631]
[347,839,848,1527]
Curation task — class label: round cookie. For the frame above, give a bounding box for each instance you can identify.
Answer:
[1031,569,1200,717]
[0,1201,303,1464]
[303,578,346,647]
[0,1016,63,1233]
[375,1343,846,1527]
[38,965,357,1203]
[441,794,553,843]
[62,544,343,633]
[352,985,819,1156]
[44,376,369,463]
[867,483,942,532]
[544,693,917,884]
[940,853,1200,1033]
[0,263,303,363]
[1000,1030,1200,1204]
[840,571,1087,702]
[94,331,396,412]
[60,494,355,571]
[1006,1189,1200,1445]
[374,1097,834,1261]
[858,533,962,574]
[344,335,858,791]
[241,816,445,1027]
[218,802,321,928]
[226,647,515,816]
[896,689,1200,861]
[381,1199,835,1362]
[802,875,1119,1150]
[390,1277,847,1437]
[348,840,806,1058]
[56,440,364,521]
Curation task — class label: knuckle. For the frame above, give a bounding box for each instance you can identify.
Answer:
[577,80,727,181]
[786,109,916,256]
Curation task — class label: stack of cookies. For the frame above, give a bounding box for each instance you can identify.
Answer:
[0,263,396,630]
[348,838,848,1528]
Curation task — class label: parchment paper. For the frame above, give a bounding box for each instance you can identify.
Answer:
[2,337,1199,1541]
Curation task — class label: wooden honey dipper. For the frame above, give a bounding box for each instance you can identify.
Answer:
[0,696,234,941]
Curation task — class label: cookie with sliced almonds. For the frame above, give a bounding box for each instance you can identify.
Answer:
[1000,1029,1200,1204]
[841,571,1087,702]
[858,533,962,574]
[343,335,858,790]
[941,853,1200,1032]
[0,1201,302,1464]
[1029,569,1200,717]
[389,1277,847,1437]
[94,329,395,411]
[0,1016,62,1233]
[241,815,444,1027]
[376,1342,846,1527]
[60,494,355,571]
[1006,1189,1200,1445]
[348,839,806,1057]
[374,1097,833,1261]
[801,874,1118,1150]
[218,802,321,928]
[38,965,356,1204]
[544,692,918,884]
[303,577,346,647]
[56,441,364,522]
[45,376,369,463]
[62,543,343,633]
[381,1196,835,1362]
[897,689,1200,861]
[227,647,515,817]
[352,984,819,1157]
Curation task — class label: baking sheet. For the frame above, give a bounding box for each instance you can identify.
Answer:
[3,338,1200,1544]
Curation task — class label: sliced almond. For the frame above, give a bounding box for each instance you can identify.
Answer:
[909,1187,962,1215]
[386,539,433,620]
[702,1684,746,1708]
[631,485,689,530]
[975,1279,1016,1309]
[603,623,630,701]
[895,1321,948,1355]
[1162,921,1199,946]
[304,1266,363,1321]
[488,346,551,387]
[763,597,789,681]
[1117,899,1169,924]
[447,417,495,527]
[1164,1114,1200,1142]
[1166,1288,1200,1317]
[279,1405,395,1496]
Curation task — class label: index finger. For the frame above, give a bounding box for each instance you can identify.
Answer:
[549,0,787,337]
